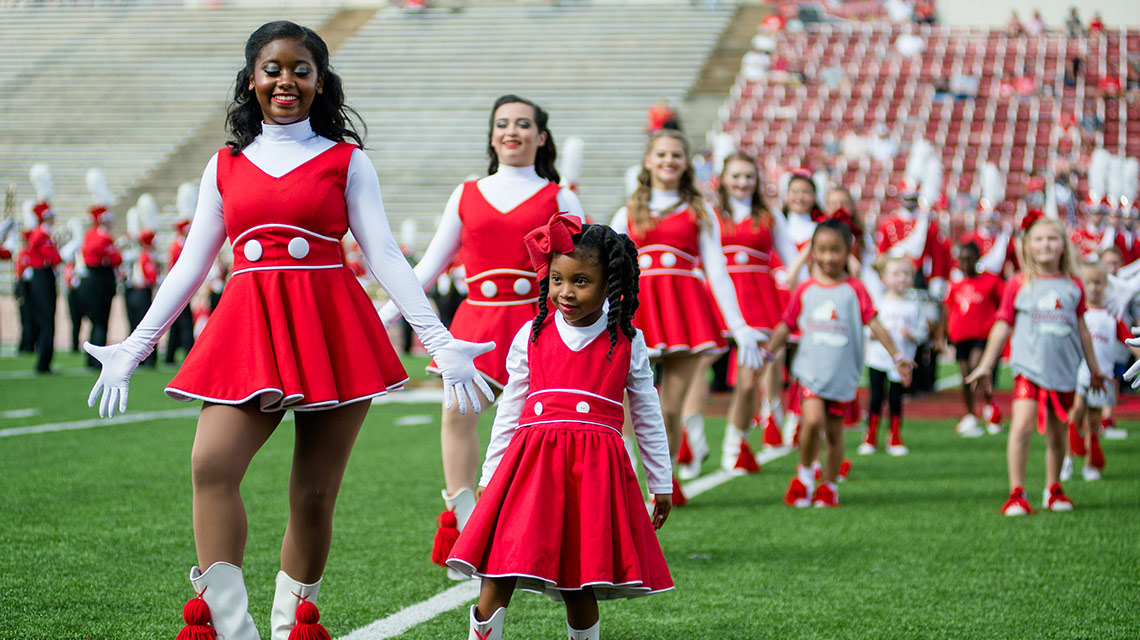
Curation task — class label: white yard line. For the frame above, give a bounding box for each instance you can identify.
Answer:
[336,444,797,640]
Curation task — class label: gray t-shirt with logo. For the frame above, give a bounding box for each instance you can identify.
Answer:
[997,273,1086,391]
[783,277,877,401]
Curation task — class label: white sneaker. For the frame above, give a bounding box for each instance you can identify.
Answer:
[1102,427,1128,440]
[886,444,909,456]
[960,423,985,438]
[954,414,978,434]
[1082,466,1102,481]
[1060,456,1073,482]
[857,442,877,455]
[985,421,1003,435]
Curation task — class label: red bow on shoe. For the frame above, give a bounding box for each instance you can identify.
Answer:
[524,212,582,281]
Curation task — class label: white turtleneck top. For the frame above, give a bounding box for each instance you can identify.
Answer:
[480,309,672,495]
[610,189,751,335]
[379,164,584,324]
[120,119,452,357]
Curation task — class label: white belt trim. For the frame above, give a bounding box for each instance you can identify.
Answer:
[465,267,537,283]
[637,243,699,263]
[233,223,340,245]
[231,263,343,277]
[517,419,623,435]
[464,297,540,307]
[527,388,623,407]
[640,268,701,277]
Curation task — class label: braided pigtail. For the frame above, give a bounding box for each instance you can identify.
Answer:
[601,231,640,359]
[530,274,551,344]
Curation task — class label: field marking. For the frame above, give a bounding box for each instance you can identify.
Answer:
[0,368,94,379]
[335,444,797,640]
[338,581,481,640]
[394,415,434,426]
[0,408,42,419]
[934,373,963,391]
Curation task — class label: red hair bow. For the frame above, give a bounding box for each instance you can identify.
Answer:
[524,212,582,280]
[827,207,860,237]
[1020,209,1044,231]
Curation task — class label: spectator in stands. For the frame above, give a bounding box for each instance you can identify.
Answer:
[1065,7,1083,38]
[1014,68,1037,98]
[933,75,952,101]
[1064,55,1083,89]
[1027,10,1045,36]
[818,63,844,90]
[868,124,898,163]
[1006,10,1026,38]
[1088,11,1104,36]
[913,0,936,25]
[950,72,979,99]
[645,98,679,133]
[1099,69,1122,99]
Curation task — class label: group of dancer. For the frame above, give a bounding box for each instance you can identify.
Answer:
[76,19,1140,640]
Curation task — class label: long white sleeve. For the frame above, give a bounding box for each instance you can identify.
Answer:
[627,330,672,494]
[115,155,228,359]
[345,149,451,352]
[479,323,532,487]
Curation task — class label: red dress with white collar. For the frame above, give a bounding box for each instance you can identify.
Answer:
[627,209,728,355]
[165,143,408,410]
[426,180,560,388]
[448,315,673,600]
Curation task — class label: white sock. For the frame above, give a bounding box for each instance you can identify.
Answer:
[797,464,814,485]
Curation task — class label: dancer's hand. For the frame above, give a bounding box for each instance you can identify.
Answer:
[732,327,764,371]
[432,338,496,414]
[84,341,144,418]
[964,365,992,396]
[651,494,672,530]
[1088,370,1109,392]
[896,359,914,388]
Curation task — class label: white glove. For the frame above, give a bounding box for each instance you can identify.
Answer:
[431,338,496,414]
[84,340,151,418]
[378,300,401,329]
[1106,273,1140,320]
[732,327,764,371]
[1125,327,1140,389]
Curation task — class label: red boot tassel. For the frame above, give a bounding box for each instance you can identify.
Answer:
[176,596,217,640]
[430,510,460,567]
[288,601,331,640]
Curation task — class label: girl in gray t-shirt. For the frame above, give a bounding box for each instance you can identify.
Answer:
[762,220,913,508]
[966,215,1105,516]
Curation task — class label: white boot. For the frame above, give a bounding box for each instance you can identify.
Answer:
[678,413,709,480]
[188,562,259,640]
[270,570,321,640]
[568,620,600,639]
[721,423,744,471]
[442,488,476,580]
[468,604,505,640]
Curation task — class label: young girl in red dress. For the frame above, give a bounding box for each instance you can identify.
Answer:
[380,96,584,572]
[449,217,673,640]
[967,214,1106,515]
[610,130,763,504]
[85,22,490,639]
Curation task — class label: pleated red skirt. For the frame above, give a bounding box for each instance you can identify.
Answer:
[447,422,673,601]
[166,266,407,411]
[636,273,727,356]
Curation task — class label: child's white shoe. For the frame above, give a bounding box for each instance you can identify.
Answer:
[468,604,506,640]
[956,415,984,438]
[857,442,876,455]
[1082,466,1102,481]
[568,620,600,640]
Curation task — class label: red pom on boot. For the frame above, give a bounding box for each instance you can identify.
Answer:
[671,475,688,507]
[762,414,783,448]
[288,601,331,640]
[1067,422,1087,457]
[431,510,460,567]
[677,429,694,465]
[734,440,761,473]
[1089,432,1106,470]
[176,597,217,640]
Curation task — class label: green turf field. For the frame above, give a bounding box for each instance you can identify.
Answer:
[1,351,1137,639]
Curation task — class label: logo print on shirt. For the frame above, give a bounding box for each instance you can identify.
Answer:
[808,300,850,348]
[1032,289,1072,337]
[1037,291,1063,311]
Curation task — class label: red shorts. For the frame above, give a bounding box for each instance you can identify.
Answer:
[1013,375,1074,434]
[800,385,848,417]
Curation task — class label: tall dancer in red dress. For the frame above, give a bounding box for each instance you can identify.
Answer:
[84,22,491,640]
[611,131,763,505]
[379,95,584,577]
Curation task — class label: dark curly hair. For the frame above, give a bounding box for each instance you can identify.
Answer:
[486,94,559,183]
[531,223,640,360]
[225,20,364,154]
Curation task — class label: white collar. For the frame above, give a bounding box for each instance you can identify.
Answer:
[494,164,540,181]
[554,307,608,351]
[258,119,317,144]
[729,197,753,223]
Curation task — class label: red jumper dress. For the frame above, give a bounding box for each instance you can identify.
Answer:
[426,180,561,389]
[165,143,408,411]
[447,316,673,601]
[627,209,728,355]
[711,212,783,334]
